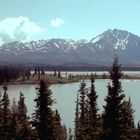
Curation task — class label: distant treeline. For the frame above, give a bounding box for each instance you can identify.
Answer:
[1,63,140,71]
[0,66,45,84]
[0,67,31,83]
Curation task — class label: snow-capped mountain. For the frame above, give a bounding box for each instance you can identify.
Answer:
[0,29,140,66]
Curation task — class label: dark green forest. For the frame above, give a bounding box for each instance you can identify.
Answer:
[0,58,140,140]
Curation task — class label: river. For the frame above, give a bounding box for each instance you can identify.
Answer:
[1,78,140,129]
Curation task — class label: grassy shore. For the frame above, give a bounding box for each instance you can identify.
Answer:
[1,74,80,85]
[1,73,140,85]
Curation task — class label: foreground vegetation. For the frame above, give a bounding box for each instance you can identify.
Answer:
[0,58,140,139]
[74,58,139,140]
[0,82,67,139]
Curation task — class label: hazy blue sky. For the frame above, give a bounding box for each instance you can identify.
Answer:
[0,0,140,44]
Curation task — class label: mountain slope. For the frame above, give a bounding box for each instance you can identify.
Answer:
[0,29,140,66]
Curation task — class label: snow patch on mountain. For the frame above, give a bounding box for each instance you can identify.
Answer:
[53,42,60,48]
[91,36,101,43]
[114,33,130,50]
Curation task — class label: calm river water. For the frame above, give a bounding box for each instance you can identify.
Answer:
[1,79,140,129]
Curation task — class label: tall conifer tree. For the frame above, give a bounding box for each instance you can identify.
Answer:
[0,90,3,138]
[74,94,80,140]
[121,98,136,140]
[102,57,125,140]
[138,121,140,140]
[16,92,31,139]
[32,80,54,140]
[77,80,89,140]
[0,85,11,139]
[87,74,100,140]
[53,110,66,140]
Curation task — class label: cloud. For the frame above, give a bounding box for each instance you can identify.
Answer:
[51,18,64,28]
[0,16,45,45]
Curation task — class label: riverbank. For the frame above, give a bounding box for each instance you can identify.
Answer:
[1,73,140,86]
[0,74,80,85]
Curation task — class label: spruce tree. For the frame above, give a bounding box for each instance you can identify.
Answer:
[102,57,125,140]
[79,81,86,126]
[87,74,100,140]
[0,90,3,138]
[38,67,41,80]
[68,128,73,140]
[77,80,89,140]
[58,70,61,79]
[74,94,80,140]
[41,67,45,79]
[33,67,37,77]
[53,70,57,77]
[32,80,54,140]
[18,92,27,119]
[27,68,31,80]
[62,125,67,140]
[121,98,136,140]
[53,110,66,140]
[138,121,140,140]
[10,98,18,139]
[0,85,11,140]
[16,92,31,139]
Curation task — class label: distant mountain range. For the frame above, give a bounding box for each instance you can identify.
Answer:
[1,29,140,67]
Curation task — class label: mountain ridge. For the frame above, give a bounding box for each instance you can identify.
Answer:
[0,29,140,66]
